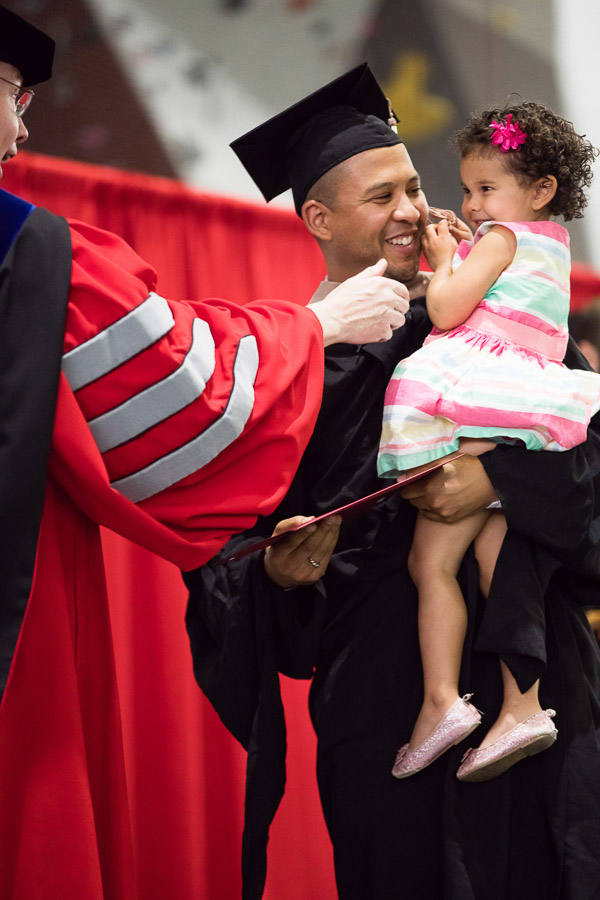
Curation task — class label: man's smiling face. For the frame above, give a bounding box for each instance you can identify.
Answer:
[315,143,429,284]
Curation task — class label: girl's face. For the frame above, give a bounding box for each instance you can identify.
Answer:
[459,150,546,230]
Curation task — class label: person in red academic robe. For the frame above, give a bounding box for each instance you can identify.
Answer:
[0,8,411,898]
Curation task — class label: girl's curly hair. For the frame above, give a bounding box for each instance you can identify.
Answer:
[453,101,598,221]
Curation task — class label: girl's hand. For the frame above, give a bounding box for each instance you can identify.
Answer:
[428,207,472,245]
[448,216,472,244]
[422,219,458,272]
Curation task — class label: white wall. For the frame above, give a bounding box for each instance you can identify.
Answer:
[554,0,600,267]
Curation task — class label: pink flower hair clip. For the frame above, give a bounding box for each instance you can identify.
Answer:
[489,114,527,152]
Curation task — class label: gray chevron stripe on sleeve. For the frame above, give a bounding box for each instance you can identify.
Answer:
[62,292,175,391]
[88,318,216,452]
[111,334,259,503]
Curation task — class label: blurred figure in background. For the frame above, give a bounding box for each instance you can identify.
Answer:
[569,262,600,642]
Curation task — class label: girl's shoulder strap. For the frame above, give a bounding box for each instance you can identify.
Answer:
[474,220,520,241]
[475,220,568,246]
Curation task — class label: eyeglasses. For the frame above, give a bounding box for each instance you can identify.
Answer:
[0,75,34,118]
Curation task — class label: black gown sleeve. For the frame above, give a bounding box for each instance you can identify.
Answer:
[183,457,328,900]
[476,338,600,689]
[480,338,600,565]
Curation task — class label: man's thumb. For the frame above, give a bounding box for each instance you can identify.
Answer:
[356,257,388,278]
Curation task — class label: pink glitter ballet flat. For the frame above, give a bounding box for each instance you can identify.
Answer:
[456,709,558,783]
[392,695,481,779]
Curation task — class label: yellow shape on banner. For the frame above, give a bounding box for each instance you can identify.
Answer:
[383,51,455,142]
[491,6,519,31]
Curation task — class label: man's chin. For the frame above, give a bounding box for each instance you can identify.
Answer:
[384,257,420,285]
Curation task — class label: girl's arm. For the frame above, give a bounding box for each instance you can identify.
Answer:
[423,221,516,331]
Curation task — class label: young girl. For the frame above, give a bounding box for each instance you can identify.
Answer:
[377,101,600,782]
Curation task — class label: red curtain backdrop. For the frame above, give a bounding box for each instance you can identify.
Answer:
[2,152,336,900]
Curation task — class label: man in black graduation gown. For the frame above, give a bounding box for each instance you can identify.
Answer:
[184,65,600,900]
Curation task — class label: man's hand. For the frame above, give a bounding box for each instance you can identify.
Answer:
[264,514,341,589]
[400,455,498,522]
[309,259,409,346]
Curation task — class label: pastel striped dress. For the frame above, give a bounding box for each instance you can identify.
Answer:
[378,220,600,477]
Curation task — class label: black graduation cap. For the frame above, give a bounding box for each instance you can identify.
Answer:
[230,62,402,215]
[0,5,55,85]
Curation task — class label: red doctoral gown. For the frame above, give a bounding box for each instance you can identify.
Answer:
[0,204,323,898]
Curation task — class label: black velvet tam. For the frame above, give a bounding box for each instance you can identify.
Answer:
[0,5,54,85]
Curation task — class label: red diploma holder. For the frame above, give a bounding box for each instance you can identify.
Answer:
[221,452,465,564]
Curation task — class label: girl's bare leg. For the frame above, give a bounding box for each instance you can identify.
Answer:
[473,512,543,748]
[474,510,507,597]
[477,663,542,748]
[402,439,496,749]
[403,439,536,751]
[407,509,489,749]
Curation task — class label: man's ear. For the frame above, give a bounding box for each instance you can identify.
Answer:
[302,199,332,241]
[532,175,558,211]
